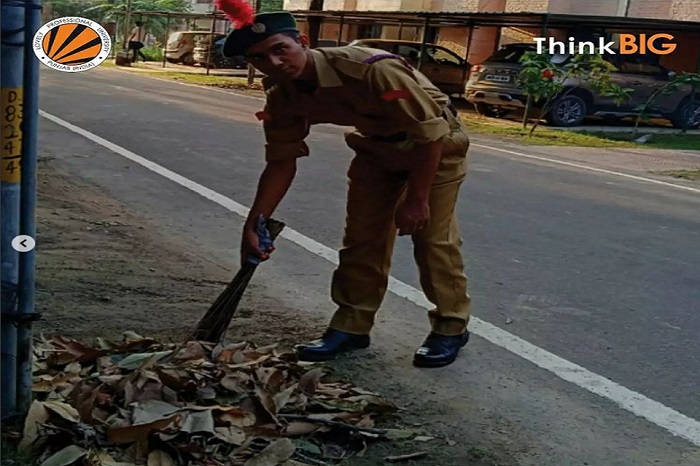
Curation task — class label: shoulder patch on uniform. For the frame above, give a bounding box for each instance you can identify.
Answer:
[380,89,412,101]
[363,53,414,70]
[332,57,370,80]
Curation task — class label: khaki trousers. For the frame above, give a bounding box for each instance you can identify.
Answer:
[329,119,471,336]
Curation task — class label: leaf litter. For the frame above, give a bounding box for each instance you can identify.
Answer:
[8,332,435,465]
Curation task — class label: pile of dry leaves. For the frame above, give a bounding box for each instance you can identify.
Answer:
[10,332,426,466]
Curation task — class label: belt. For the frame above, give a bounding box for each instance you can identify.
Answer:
[366,104,458,143]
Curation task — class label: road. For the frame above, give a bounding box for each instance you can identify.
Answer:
[38,67,700,465]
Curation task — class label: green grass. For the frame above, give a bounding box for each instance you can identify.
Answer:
[655,170,700,181]
[99,60,264,93]
[463,115,700,150]
[584,132,700,150]
[463,116,635,148]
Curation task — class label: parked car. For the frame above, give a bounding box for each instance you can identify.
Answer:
[164,31,222,66]
[465,43,700,129]
[193,35,247,69]
[349,38,471,97]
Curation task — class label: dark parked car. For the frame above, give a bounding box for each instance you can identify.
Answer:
[194,36,247,69]
[465,43,700,129]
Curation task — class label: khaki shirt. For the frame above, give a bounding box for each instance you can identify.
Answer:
[260,46,453,162]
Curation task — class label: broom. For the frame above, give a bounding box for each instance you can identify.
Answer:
[191,216,286,343]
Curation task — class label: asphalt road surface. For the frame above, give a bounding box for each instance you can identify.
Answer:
[38,67,700,465]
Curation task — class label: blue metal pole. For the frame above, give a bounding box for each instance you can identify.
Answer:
[17,0,42,417]
[0,0,26,420]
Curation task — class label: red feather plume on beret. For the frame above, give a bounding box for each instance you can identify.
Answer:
[214,0,254,28]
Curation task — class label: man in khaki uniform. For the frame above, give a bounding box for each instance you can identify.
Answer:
[221,8,472,368]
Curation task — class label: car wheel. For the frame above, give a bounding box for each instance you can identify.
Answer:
[181,52,195,66]
[547,94,587,127]
[669,98,700,130]
[165,57,178,64]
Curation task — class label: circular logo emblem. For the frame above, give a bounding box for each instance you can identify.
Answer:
[32,17,111,73]
[251,23,266,34]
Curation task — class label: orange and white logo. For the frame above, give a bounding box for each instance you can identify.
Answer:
[32,17,111,72]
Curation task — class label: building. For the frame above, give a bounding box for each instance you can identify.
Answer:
[284,0,700,72]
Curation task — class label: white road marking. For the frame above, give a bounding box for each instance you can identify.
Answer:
[40,110,700,447]
[473,143,700,194]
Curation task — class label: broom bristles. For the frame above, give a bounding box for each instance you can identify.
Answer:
[191,219,286,343]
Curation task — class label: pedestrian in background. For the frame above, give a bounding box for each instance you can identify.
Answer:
[128,20,147,63]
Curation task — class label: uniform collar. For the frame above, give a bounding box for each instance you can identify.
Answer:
[311,49,343,88]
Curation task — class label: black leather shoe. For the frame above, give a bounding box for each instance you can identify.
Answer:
[413,331,469,368]
[295,329,370,362]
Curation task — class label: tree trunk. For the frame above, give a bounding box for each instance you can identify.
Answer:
[522,95,532,129]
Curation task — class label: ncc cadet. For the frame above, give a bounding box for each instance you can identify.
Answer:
[222,9,473,368]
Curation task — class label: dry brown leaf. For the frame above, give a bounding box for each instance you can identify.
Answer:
[272,384,297,413]
[244,438,295,466]
[384,451,427,462]
[38,445,87,466]
[256,367,285,388]
[98,374,124,385]
[219,408,256,427]
[18,400,49,453]
[298,368,324,395]
[220,373,250,393]
[64,362,81,374]
[155,368,194,392]
[48,336,106,365]
[77,386,99,423]
[356,415,375,429]
[284,422,319,436]
[174,341,206,362]
[214,426,246,445]
[255,386,279,419]
[315,388,348,397]
[107,415,180,444]
[179,410,215,434]
[44,400,80,423]
[132,400,180,425]
[147,450,175,466]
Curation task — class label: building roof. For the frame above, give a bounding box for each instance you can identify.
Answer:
[290,9,700,32]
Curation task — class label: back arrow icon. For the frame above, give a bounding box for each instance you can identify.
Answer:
[12,235,36,252]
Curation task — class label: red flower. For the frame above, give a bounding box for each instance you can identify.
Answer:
[541,69,556,80]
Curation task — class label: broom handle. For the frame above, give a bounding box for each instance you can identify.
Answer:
[246,216,286,266]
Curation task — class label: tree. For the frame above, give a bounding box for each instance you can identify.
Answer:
[83,0,191,40]
[517,51,632,135]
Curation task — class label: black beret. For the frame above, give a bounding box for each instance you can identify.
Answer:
[223,11,298,57]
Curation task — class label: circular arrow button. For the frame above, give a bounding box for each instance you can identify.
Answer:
[12,235,36,252]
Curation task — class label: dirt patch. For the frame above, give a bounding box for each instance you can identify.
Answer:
[31,162,520,466]
[35,162,319,347]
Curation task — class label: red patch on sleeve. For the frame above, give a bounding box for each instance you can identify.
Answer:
[255,111,272,122]
[380,89,411,101]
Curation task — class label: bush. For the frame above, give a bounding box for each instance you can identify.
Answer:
[141,46,163,62]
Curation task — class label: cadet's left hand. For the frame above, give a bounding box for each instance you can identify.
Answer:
[395,197,430,236]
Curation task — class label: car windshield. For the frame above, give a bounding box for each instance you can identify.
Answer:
[486,46,533,63]
[426,46,465,66]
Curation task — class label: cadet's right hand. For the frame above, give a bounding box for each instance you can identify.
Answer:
[240,227,269,266]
